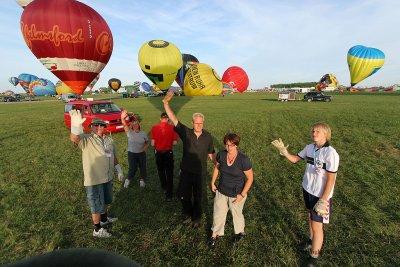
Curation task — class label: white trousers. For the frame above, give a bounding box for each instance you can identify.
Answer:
[211,190,247,236]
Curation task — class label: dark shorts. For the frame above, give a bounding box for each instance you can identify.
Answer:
[303,188,332,223]
[85,181,113,214]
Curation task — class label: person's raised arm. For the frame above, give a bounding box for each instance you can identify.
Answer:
[120,110,130,135]
[162,91,178,126]
[69,110,85,145]
[271,138,301,163]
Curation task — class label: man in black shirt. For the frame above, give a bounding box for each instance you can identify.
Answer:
[163,91,216,228]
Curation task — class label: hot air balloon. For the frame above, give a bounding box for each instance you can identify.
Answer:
[175,53,199,89]
[18,73,38,93]
[316,74,338,91]
[184,63,222,96]
[87,74,100,91]
[16,0,34,8]
[20,0,113,95]
[141,82,151,92]
[222,82,235,94]
[138,40,182,91]
[221,66,249,93]
[9,77,19,87]
[347,45,385,86]
[108,78,121,92]
[29,78,56,96]
[56,80,75,95]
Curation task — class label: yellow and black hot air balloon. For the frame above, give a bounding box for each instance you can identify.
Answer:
[138,40,182,91]
[184,63,222,96]
[108,78,121,92]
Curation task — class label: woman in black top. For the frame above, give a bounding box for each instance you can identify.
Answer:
[208,133,254,249]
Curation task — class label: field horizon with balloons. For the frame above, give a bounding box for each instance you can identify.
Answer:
[1,91,399,266]
[1,0,399,266]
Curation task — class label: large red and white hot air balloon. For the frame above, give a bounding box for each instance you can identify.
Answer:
[20,0,113,95]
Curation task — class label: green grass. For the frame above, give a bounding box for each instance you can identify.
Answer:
[1,92,399,266]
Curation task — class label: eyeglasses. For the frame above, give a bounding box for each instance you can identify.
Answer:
[92,124,105,127]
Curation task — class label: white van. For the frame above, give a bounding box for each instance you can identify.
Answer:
[61,94,80,103]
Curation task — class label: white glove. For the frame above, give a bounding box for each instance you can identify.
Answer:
[271,138,289,156]
[69,110,86,135]
[313,198,329,217]
[115,164,123,181]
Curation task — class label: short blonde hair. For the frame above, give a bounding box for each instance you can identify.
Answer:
[192,113,205,121]
[311,122,331,141]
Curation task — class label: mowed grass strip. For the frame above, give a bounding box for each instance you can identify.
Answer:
[0,92,399,266]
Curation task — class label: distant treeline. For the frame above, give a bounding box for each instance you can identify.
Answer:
[271,82,317,88]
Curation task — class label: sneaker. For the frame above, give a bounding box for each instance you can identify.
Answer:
[139,179,145,187]
[93,228,111,238]
[124,179,130,188]
[233,232,246,242]
[100,216,118,227]
[208,236,217,249]
[302,256,318,267]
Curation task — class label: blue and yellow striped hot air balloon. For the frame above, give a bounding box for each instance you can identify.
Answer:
[347,45,385,86]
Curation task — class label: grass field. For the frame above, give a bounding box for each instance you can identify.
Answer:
[1,92,399,266]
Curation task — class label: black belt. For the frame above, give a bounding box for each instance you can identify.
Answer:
[156,150,172,153]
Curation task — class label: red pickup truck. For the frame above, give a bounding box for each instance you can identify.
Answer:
[64,100,128,133]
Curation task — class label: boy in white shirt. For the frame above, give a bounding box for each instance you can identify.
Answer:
[271,122,340,267]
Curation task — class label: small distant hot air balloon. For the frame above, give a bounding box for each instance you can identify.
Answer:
[56,80,75,95]
[141,82,151,92]
[16,0,34,8]
[138,40,182,91]
[347,45,385,86]
[184,63,222,96]
[18,73,38,93]
[316,74,338,91]
[20,0,113,95]
[88,74,100,91]
[9,77,19,87]
[175,53,199,89]
[108,78,121,92]
[222,66,249,93]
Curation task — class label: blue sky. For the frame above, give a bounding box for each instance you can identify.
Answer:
[1,0,399,93]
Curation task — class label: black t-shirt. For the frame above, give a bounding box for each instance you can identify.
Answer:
[217,150,252,197]
[174,121,215,174]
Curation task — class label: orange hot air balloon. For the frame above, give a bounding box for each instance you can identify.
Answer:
[221,66,249,93]
[20,0,113,95]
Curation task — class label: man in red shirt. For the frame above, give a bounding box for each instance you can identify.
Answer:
[151,112,179,200]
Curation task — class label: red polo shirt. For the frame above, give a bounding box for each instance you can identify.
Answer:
[151,122,178,151]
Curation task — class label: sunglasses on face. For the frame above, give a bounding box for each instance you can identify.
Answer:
[92,124,105,127]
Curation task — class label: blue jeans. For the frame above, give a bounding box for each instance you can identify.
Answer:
[85,181,113,214]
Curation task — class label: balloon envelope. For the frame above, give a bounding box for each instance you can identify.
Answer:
[316,74,338,91]
[221,66,249,93]
[56,80,75,95]
[29,78,56,96]
[138,40,182,91]
[18,73,38,93]
[175,53,199,89]
[184,63,222,96]
[141,82,151,92]
[20,0,113,95]
[108,78,121,91]
[9,77,19,87]
[88,74,100,91]
[347,45,385,86]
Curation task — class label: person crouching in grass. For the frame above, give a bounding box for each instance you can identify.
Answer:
[271,122,340,267]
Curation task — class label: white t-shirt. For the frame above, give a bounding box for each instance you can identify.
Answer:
[297,143,339,198]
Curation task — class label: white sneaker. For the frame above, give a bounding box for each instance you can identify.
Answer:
[93,228,111,238]
[140,179,146,188]
[100,216,118,227]
[124,179,130,188]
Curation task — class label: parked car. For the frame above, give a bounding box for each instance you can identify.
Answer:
[2,95,18,102]
[64,100,128,133]
[304,92,332,102]
[61,94,81,103]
